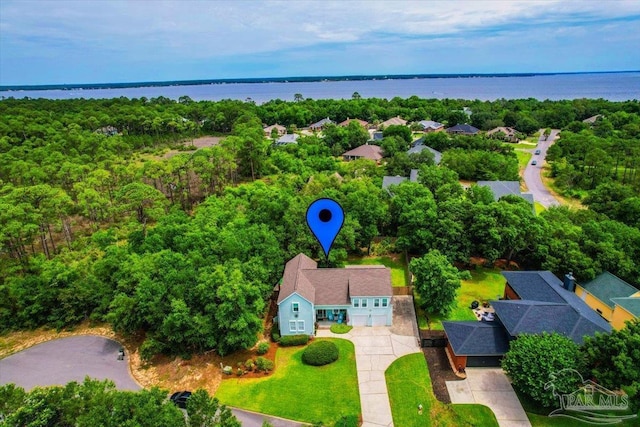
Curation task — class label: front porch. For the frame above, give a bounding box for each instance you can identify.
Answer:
[316,308,349,328]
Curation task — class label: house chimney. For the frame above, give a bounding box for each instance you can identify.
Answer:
[564,272,576,292]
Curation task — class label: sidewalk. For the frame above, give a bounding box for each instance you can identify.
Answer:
[316,327,420,427]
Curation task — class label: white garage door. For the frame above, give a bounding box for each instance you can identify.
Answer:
[371,315,387,326]
[351,315,367,327]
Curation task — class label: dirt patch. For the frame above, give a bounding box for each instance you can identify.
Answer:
[423,347,461,403]
[0,323,277,395]
[163,136,224,159]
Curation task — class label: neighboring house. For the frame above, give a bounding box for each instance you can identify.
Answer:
[338,118,369,128]
[476,181,534,205]
[417,120,444,133]
[610,298,640,330]
[342,144,383,162]
[274,133,299,146]
[443,271,611,370]
[95,126,119,136]
[264,124,287,137]
[583,115,603,124]
[408,137,442,165]
[368,130,384,142]
[487,126,520,142]
[276,254,393,336]
[446,124,480,135]
[381,169,419,191]
[574,272,640,328]
[379,116,407,128]
[309,117,333,131]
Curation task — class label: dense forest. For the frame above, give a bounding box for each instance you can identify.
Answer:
[0,96,638,359]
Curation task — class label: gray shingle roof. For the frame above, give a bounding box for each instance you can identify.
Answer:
[442,321,510,356]
[581,272,639,308]
[502,271,565,303]
[407,140,442,165]
[446,124,479,134]
[409,169,419,182]
[278,254,392,306]
[418,120,444,131]
[309,118,333,129]
[382,176,407,190]
[275,134,299,145]
[477,181,534,204]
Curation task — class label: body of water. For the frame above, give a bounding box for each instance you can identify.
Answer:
[1,72,639,102]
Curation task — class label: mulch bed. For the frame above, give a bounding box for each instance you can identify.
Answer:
[422,347,462,404]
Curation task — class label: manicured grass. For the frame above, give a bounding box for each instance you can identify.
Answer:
[346,254,409,287]
[515,149,533,170]
[215,338,360,425]
[330,323,353,334]
[534,202,546,215]
[386,353,499,426]
[418,267,506,330]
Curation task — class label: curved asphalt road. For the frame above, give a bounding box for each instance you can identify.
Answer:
[0,335,302,427]
[522,129,561,208]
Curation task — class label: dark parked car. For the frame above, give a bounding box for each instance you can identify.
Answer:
[531,160,538,166]
[534,149,541,155]
[170,391,192,409]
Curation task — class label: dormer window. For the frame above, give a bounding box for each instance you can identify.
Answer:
[292,302,299,313]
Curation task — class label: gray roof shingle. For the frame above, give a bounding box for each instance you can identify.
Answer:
[442,321,510,356]
[477,181,534,204]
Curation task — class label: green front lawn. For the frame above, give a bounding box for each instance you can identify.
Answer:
[386,353,499,426]
[346,254,409,287]
[418,267,506,330]
[215,338,360,425]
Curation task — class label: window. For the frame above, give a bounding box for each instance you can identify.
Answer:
[289,320,296,332]
[382,298,388,307]
[361,299,368,308]
[353,298,360,308]
[374,298,380,308]
[292,302,299,313]
[297,320,305,332]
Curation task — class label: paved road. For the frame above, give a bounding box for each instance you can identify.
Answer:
[522,129,561,208]
[0,335,140,391]
[0,335,301,427]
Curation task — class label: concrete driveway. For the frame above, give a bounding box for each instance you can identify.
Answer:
[317,295,421,427]
[446,368,531,427]
[522,129,560,208]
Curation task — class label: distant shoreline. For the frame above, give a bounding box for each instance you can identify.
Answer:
[1,70,638,92]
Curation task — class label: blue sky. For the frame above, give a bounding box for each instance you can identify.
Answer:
[1,0,639,86]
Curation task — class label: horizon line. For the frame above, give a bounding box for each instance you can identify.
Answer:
[1,70,639,92]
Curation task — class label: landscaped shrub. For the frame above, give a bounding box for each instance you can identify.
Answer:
[255,356,274,372]
[279,334,309,347]
[256,341,270,355]
[302,340,339,366]
[330,323,353,334]
[334,415,359,427]
[271,328,281,343]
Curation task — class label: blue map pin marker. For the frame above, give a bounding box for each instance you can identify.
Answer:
[306,198,345,259]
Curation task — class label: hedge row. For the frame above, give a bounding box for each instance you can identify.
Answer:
[278,334,310,347]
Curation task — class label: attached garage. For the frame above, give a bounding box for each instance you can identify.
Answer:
[370,315,387,326]
[442,321,510,371]
[350,315,368,327]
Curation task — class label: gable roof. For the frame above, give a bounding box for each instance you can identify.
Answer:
[477,181,534,204]
[611,297,640,317]
[309,117,333,129]
[583,115,603,124]
[442,321,510,356]
[382,176,407,189]
[491,300,609,344]
[263,124,286,133]
[380,116,407,127]
[408,138,442,164]
[417,120,444,131]
[487,127,517,137]
[338,118,368,128]
[275,134,299,145]
[342,144,383,161]
[503,271,566,303]
[446,124,479,134]
[581,272,639,308]
[278,254,392,305]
